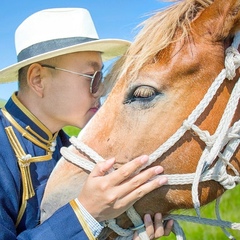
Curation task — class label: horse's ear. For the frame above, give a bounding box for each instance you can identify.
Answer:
[192,0,240,41]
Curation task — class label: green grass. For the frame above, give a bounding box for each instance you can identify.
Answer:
[0,98,6,108]
[63,125,81,136]
[160,184,240,240]
[64,126,240,239]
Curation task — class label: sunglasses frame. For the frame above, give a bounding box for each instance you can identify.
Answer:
[41,64,102,94]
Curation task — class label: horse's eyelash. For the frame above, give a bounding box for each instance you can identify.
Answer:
[123,99,136,104]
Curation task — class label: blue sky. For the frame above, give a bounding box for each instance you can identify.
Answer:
[0,0,171,100]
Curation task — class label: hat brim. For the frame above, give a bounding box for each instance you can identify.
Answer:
[0,39,130,83]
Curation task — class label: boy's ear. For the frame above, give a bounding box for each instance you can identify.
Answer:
[27,63,45,97]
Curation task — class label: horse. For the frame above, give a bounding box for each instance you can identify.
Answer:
[40,0,240,239]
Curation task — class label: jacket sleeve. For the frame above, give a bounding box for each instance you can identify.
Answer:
[17,203,91,240]
[0,155,91,240]
[0,133,93,239]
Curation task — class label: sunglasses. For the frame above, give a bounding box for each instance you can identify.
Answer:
[41,64,103,94]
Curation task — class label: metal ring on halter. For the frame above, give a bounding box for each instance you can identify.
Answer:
[130,223,145,231]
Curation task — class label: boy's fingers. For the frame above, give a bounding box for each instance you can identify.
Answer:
[163,219,174,236]
[108,155,149,185]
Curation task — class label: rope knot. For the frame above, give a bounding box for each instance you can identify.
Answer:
[227,121,240,140]
[182,120,192,130]
[225,46,240,80]
[185,123,215,147]
[213,167,237,190]
[19,154,32,167]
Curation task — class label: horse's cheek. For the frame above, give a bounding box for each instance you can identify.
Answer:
[40,158,87,222]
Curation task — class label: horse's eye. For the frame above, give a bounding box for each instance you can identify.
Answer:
[123,85,159,105]
[133,86,156,98]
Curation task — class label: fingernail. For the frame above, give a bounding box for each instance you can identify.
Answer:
[145,214,152,223]
[106,158,115,164]
[155,213,162,220]
[159,176,168,185]
[106,158,115,165]
[140,155,149,164]
[155,166,164,174]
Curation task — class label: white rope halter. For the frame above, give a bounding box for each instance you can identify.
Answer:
[61,32,240,239]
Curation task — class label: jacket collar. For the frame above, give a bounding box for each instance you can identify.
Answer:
[5,92,56,142]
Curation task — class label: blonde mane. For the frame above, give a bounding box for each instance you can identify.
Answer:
[104,0,214,93]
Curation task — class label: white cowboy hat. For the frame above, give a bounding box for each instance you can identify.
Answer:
[0,8,130,83]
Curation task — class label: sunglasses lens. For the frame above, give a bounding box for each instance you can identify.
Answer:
[91,71,102,94]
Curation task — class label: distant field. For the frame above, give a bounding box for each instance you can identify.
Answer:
[0,98,6,107]
[159,184,240,240]
[63,125,81,136]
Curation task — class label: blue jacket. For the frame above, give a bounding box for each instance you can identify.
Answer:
[0,93,90,239]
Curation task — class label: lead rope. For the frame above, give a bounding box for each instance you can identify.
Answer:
[61,32,240,239]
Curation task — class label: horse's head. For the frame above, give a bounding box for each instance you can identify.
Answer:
[79,0,240,223]
[41,0,240,238]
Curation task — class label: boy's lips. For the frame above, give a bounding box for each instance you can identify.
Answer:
[90,101,100,113]
[90,106,99,113]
